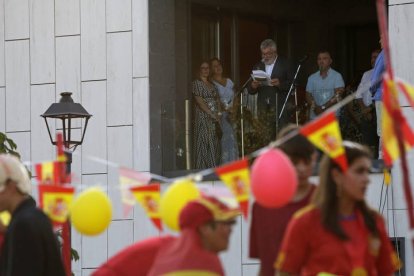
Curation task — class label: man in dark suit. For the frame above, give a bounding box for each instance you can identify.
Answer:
[248,39,293,147]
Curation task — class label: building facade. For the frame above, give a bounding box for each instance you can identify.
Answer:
[0,0,413,275]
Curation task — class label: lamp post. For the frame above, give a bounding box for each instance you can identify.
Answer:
[41,92,92,276]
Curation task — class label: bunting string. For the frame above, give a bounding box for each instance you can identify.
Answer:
[22,91,357,186]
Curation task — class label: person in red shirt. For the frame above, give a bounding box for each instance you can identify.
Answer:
[276,141,400,275]
[93,195,240,276]
[249,124,317,276]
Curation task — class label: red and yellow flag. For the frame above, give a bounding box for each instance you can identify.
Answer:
[38,185,75,226]
[397,78,414,109]
[382,76,414,167]
[119,167,151,217]
[35,161,65,186]
[300,112,348,172]
[130,183,162,231]
[215,159,250,219]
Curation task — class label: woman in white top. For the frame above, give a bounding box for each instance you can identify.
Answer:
[210,58,239,164]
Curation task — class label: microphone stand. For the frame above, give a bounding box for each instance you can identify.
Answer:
[236,76,252,158]
[278,60,306,127]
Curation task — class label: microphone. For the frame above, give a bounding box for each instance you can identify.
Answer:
[299,55,309,64]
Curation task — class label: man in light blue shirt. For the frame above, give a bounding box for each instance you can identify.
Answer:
[369,37,385,158]
[306,51,345,120]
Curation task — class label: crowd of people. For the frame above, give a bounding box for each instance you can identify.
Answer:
[0,134,400,275]
[193,38,385,167]
[0,36,393,275]
[95,126,400,275]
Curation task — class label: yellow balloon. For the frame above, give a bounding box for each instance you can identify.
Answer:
[160,179,200,231]
[70,187,112,236]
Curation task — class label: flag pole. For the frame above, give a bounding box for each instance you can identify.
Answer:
[56,133,72,276]
[376,0,414,252]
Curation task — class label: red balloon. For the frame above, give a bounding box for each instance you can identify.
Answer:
[251,148,298,208]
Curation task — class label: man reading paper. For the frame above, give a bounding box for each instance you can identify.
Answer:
[248,39,294,147]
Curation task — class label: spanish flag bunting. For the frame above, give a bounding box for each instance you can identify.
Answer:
[119,167,151,217]
[300,112,348,172]
[38,185,75,226]
[397,78,414,109]
[130,183,163,231]
[35,161,65,186]
[381,76,414,167]
[215,159,250,219]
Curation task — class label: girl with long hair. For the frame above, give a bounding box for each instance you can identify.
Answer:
[276,141,400,275]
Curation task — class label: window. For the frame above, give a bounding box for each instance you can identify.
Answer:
[149,0,380,175]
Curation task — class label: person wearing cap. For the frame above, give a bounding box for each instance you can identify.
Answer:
[93,195,239,276]
[0,154,65,276]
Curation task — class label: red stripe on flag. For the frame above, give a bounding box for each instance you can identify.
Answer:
[299,112,336,136]
[130,183,160,193]
[215,159,249,175]
[152,218,163,232]
[335,155,348,173]
[239,200,249,219]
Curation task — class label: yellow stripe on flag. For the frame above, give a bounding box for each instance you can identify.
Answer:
[300,112,348,172]
[215,159,250,219]
[382,77,414,166]
[130,184,162,231]
[42,162,55,180]
[38,185,75,224]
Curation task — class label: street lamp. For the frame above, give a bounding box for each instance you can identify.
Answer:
[42,92,92,150]
[41,91,92,276]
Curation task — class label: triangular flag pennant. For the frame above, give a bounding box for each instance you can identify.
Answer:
[215,159,250,219]
[382,76,414,167]
[119,167,151,217]
[38,185,75,227]
[130,183,162,231]
[35,161,64,186]
[397,78,414,109]
[300,112,348,172]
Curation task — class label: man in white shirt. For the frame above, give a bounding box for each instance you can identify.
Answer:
[355,49,381,157]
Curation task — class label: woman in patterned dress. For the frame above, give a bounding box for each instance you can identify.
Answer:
[192,61,222,169]
[210,58,239,164]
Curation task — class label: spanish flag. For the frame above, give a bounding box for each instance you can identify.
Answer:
[215,159,250,219]
[382,76,414,167]
[300,112,348,172]
[397,78,414,109]
[38,185,75,226]
[130,183,162,231]
[35,161,65,186]
[119,167,151,217]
